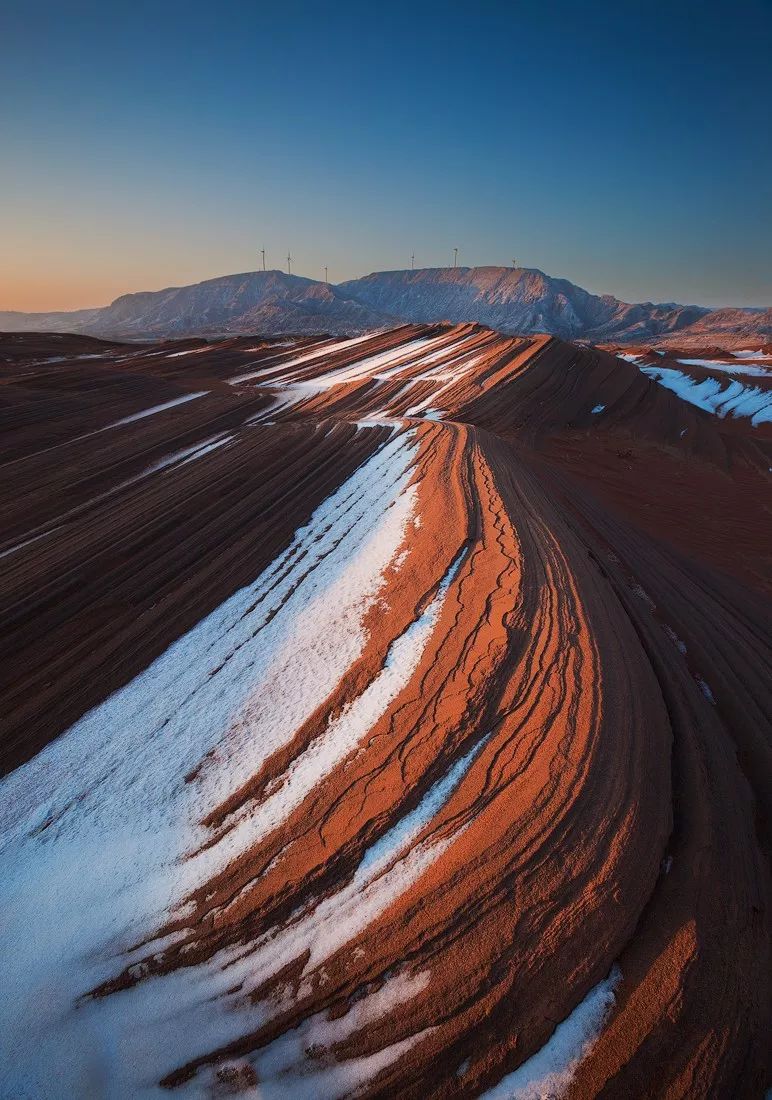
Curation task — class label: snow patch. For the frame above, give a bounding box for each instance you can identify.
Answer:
[102,391,208,430]
[165,346,213,358]
[663,624,687,655]
[199,547,470,878]
[641,367,772,425]
[695,676,716,705]
[733,349,768,360]
[196,971,433,1100]
[229,334,373,383]
[0,431,424,1098]
[478,967,621,1099]
[142,433,235,476]
[676,357,770,378]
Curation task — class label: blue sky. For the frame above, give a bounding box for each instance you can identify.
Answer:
[1,0,770,309]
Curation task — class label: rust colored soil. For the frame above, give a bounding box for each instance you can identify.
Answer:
[0,326,769,1099]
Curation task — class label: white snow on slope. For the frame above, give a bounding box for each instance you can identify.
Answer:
[413,350,484,383]
[733,349,769,360]
[270,332,374,370]
[195,973,434,1100]
[197,546,469,880]
[676,357,770,377]
[142,433,235,476]
[405,386,453,417]
[0,528,56,562]
[123,712,468,1096]
[478,967,621,1099]
[0,430,430,1098]
[102,391,208,430]
[244,383,316,423]
[0,432,236,562]
[229,334,374,383]
[375,337,480,383]
[271,333,476,393]
[641,367,772,425]
[194,617,482,993]
[165,345,214,358]
[356,413,401,430]
[290,336,437,388]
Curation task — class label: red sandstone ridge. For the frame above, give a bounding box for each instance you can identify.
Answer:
[0,325,769,1098]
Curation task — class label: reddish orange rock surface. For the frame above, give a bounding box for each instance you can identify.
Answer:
[0,326,769,1098]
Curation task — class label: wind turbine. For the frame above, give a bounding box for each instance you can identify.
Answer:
[324,266,328,284]
[453,247,458,269]
[287,252,292,276]
[261,248,266,271]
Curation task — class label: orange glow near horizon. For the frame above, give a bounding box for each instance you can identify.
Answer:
[0,276,123,314]
[0,261,230,314]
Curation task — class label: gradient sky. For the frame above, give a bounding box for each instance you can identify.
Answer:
[2,0,770,311]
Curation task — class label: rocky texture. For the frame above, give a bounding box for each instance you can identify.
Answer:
[340,268,771,347]
[0,270,393,340]
[0,326,769,1099]
[2,266,769,346]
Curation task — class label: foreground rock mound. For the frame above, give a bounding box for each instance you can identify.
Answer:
[0,325,769,1098]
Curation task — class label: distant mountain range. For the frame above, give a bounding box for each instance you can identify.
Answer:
[2,267,769,347]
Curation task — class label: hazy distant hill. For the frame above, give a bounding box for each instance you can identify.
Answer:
[0,271,393,340]
[2,266,769,346]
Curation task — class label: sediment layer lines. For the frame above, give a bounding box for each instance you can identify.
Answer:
[0,325,769,1098]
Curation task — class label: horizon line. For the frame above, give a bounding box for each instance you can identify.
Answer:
[2,264,766,316]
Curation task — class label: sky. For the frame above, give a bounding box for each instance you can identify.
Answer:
[1,0,770,311]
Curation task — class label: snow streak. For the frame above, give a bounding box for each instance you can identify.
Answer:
[0,430,445,1098]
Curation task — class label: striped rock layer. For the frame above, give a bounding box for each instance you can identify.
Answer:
[1,325,770,1099]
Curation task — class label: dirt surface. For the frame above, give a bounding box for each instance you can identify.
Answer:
[0,326,769,1098]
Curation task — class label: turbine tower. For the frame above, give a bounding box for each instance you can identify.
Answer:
[287,252,292,276]
[453,247,458,269]
[261,248,266,271]
[324,266,328,284]
[411,252,415,270]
